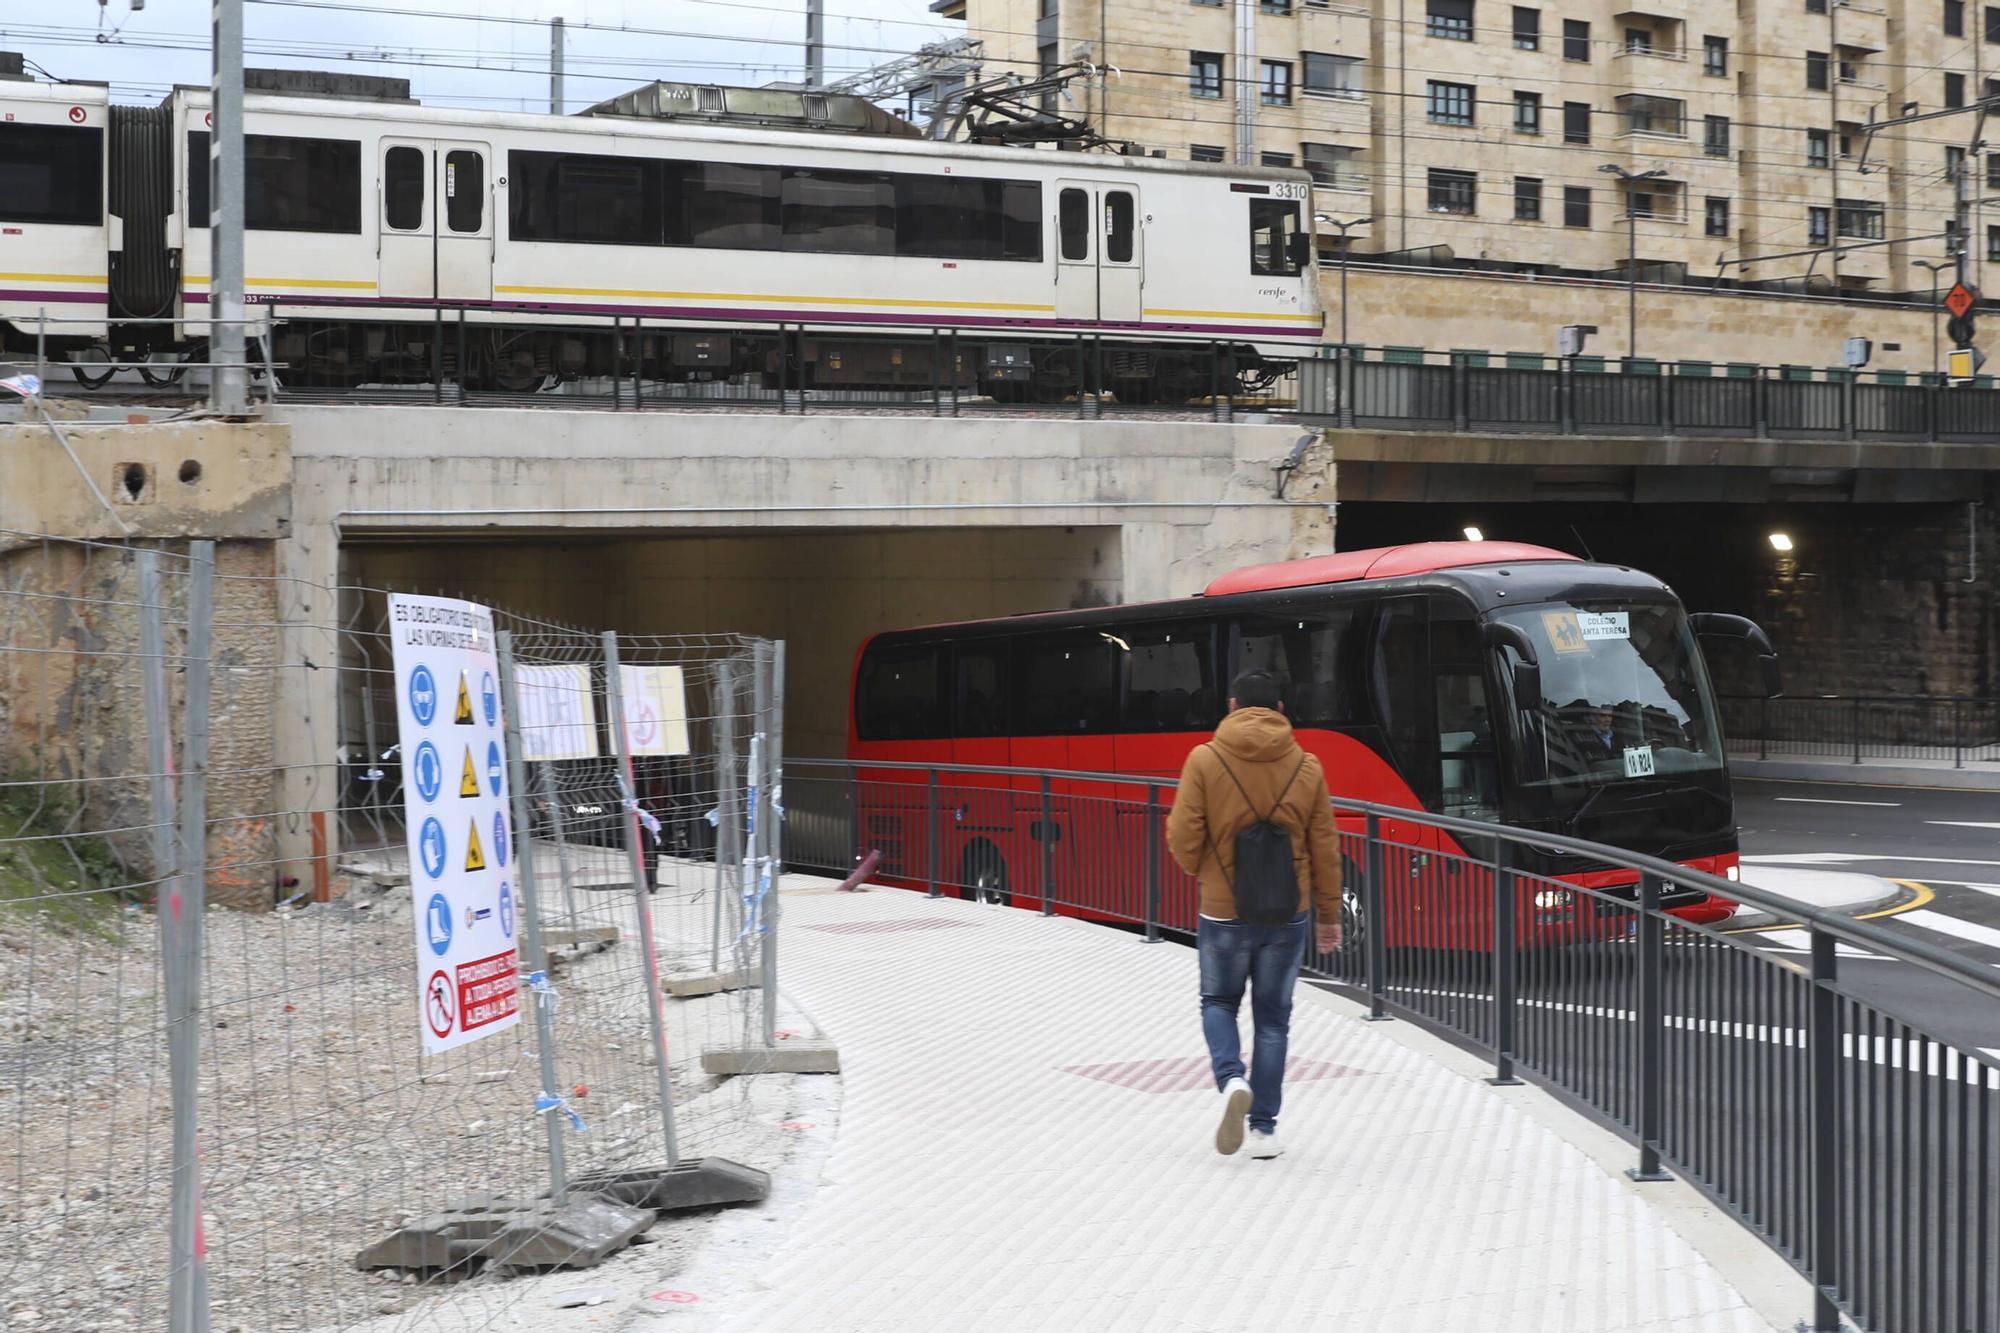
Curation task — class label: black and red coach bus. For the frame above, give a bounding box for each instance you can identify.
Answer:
[845,541,1780,946]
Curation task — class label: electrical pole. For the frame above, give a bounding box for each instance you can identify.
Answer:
[805,0,824,87]
[1916,258,1950,378]
[209,0,247,416]
[1600,164,1665,363]
[550,17,564,114]
[1317,214,1372,349]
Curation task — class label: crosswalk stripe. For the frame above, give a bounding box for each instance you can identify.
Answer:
[1926,820,2000,830]
[1755,929,1887,959]
[1899,908,2000,951]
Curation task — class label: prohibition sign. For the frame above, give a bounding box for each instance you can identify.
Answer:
[425,970,455,1038]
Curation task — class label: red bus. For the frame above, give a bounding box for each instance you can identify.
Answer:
[845,541,1778,946]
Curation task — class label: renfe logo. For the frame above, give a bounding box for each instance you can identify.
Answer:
[68,106,86,123]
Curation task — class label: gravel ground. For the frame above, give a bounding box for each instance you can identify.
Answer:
[1,859,825,1333]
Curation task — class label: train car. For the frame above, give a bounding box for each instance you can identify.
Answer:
[0,73,1325,398]
[0,81,114,352]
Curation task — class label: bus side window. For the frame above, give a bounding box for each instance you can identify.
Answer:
[1121,622,1218,732]
[954,644,1009,737]
[857,645,943,740]
[1436,671,1500,820]
[1233,609,1361,727]
[1372,599,1435,800]
[1015,633,1118,735]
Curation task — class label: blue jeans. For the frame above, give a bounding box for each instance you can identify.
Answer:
[1198,913,1308,1133]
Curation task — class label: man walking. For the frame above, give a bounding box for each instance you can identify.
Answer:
[1167,669,1342,1159]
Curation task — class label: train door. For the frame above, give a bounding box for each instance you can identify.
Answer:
[1054,182,1144,325]
[377,140,493,304]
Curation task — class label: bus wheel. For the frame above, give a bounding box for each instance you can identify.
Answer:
[961,844,1008,905]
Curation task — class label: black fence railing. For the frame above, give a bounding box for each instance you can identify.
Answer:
[781,756,2000,1333]
[1721,694,2000,767]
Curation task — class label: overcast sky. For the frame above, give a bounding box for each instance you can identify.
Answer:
[4,0,960,110]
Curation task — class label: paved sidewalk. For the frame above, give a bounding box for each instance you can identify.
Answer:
[689,879,1788,1332]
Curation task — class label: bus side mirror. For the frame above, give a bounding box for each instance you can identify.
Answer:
[1689,613,1783,699]
[1482,621,1543,710]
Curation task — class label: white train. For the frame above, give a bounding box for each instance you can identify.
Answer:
[0,71,1324,398]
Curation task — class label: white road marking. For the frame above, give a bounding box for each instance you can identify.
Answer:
[1898,908,2000,951]
[1746,851,2000,870]
[1776,796,1902,807]
[1753,929,1887,959]
[1926,820,2000,830]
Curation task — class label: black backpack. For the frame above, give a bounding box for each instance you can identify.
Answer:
[1208,746,1308,925]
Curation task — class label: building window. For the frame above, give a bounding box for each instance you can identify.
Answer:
[1624,26,1652,52]
[1261,60,1294,105]
[1428,0,1474,40]
[1302,52,1361,96]
[1806,51,1829,90]
[1807,128,1830,167]
[1563,100,1591,144]
[1703,35,1727,75]
[1513,6,1540,48]
[1989,4,2000,41]
[1949,145,1968,180]
[1191,144,1226,163]
[1807,206,1829,246]
[1515,90,1542,132]
[1836,198,1883,239]
[1706,196,1729,237]
[1563,18,1590,60]
[1563,184,1590,227]
[1193,0,1224,7]
[1190,51,1223,98]
[1514,175,1543,220]
[1428,167,1477,213]
[1988,76,2000,97]
[1303,141,1360,186]
[1618,94,1685,136]
[1947,218,1963,252]
[1989,224,2000,260]
[1838,58,1859,84]
[1261,0,1293,13]
[1806,0,1827,12]
[1262,151,1296,167]
[1947,72,1967,108]
[1428,80,1476,125]
[1948,0,1966,34]
[1704,114,1730,156]
[1988,153,2000,189]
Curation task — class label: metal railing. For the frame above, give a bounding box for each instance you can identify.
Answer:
[13,311,280,400]
[1721,694,2000,767]
[782,755,2000,1333]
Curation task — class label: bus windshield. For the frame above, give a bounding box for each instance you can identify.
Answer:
[1491,599,1725,805]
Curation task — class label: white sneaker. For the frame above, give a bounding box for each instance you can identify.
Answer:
[1214,1077,1252,1155]
[1247,1129,1283,1160]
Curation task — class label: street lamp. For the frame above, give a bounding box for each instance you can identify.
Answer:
[1914,258,1952,379]
[1315,213,1373,351]
[1599,165,1667,364]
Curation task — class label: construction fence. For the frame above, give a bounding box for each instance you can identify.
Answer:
[0,531,793,1333]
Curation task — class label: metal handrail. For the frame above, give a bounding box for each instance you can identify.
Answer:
[787,754,2000,1004]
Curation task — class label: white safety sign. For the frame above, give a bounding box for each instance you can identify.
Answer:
[516,664,599,762]
[390,594,520,1054]
[619,664,690,757]
[1578,612,1630,641]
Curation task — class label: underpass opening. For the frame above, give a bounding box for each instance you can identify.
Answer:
[340,525,1123,760]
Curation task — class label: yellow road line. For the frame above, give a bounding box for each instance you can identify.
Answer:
[494,284,1055,313]
[1719,877,1935,934]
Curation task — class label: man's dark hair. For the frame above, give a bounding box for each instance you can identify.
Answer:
[1230,669,1283,711]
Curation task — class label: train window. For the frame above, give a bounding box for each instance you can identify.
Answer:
[678,162,781,250]
[383,146,424,232]
[1000,181,1042,260]
[509,149,662,245]
[1234,608,1364,728]
[1248,197,1303,276]
[954,644,1010,737]
[1059,188,1090,260]
[1120,623,1219,732]
[0,123,102,226]
[1014,633,1118,735]
[1105,191,1135,263]
[186,132,361,233]
[857,645,944,741]
[445,150,483,234]
[894,176,1044,262]
[782,169,895,255]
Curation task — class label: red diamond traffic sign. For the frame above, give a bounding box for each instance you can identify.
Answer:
[1944,282,1977,319]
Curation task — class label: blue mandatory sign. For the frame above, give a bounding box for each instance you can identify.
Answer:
[498,881,515,940]
[412,741,443,804]
[493,809,509,868]
[481,671,499,727]
[425,891,453,956]
[408,664,438,727]
[485,740,504,797]
[418,816,448,880]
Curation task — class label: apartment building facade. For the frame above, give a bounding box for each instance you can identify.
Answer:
[945,0,1995,302]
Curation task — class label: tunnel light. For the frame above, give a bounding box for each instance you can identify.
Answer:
[1463,526,1485,542]
[1768,532,1794,552]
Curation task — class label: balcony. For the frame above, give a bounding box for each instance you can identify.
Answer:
[1610,11,1685,64]
[1615,94,1687,140]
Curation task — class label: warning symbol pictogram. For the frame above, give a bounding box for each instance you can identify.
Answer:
[454,671,476,724]
[425,970,455,1037]
[460,746,481,797]
[464,818,486,871]
[1945,282,1977,319]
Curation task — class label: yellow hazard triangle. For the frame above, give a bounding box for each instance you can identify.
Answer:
[464,819,486,871]
[454,671,476,724]
[459,747,480,797]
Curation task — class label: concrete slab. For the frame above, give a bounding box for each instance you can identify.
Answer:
[701,1037,841,1076]
[570,1159,771,1212]
[666,968,749,998]
[1732,757,2000,791]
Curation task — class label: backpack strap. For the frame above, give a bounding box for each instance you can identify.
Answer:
[1210,744,1309,824]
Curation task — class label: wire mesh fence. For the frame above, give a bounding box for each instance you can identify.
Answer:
[0,531,789,1333]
